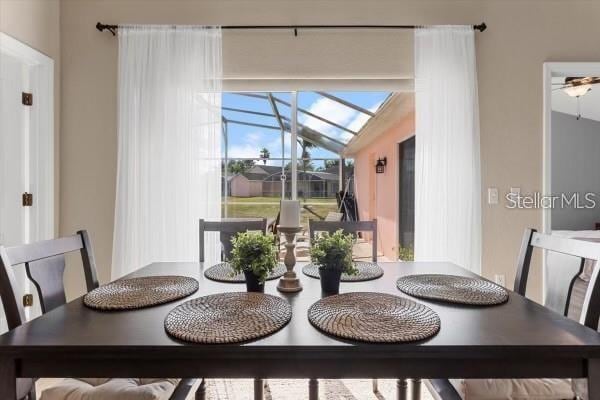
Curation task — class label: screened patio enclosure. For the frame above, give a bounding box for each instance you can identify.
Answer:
[222,91,391,226]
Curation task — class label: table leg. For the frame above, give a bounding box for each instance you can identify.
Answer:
[411,379,422,400]
[254,378,264,400]
[309,378,319,400]
[195,378,206,400]
[372,378,379,393]
[0,357,16,399]
[588,359,600,400]
[397,378,408,400]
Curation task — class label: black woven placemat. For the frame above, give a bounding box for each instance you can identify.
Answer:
[302,261,384,282]
[396,274,509,306]
[84,276,199,311]
[308,292,440,343]
[204,262,287,283]
[164,292,292,344]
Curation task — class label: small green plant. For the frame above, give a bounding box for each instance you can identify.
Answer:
[398,245,414,261]
[230,231,278,283]
[309,229,358,275]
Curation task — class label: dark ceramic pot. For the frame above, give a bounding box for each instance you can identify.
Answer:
[243,270,265,293]
[319,268,342,294]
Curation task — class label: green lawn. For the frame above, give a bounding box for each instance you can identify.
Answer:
[222,196,338,227]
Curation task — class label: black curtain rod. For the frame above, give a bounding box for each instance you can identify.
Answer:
[96,22,487,36]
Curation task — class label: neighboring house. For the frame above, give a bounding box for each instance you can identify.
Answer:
[247,164,282,176]
[229,173,265,197]
[229,168,340,198]
[263,170,340,198]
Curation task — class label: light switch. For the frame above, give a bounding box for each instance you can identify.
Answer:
[488,188,499,205]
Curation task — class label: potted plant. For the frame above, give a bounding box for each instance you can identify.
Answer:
[230,231,278,292]
[309,229,357,294]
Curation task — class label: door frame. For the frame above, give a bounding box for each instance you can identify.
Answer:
[0,32,54,242]
[542,62,600,235]
[542,62,600,304]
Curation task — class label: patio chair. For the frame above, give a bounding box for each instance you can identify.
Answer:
[0,231,200,400]
[308,219,378,262]
[428,228,600,400]
[199,218,267,262]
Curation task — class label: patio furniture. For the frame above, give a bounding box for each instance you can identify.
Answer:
[199,218,267,262]
[3,261,600,400]
[429,228,600,400]
[0,231,199,400]
[308,219,378,262]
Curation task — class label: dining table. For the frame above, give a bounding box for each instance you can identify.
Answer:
[1,261,600,400]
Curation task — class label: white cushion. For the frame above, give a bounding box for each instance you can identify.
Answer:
[40,378,179,400]
[453,378,575,400]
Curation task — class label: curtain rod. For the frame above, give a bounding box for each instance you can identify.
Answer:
[96,22,487,36]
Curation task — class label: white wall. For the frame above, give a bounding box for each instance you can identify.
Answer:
[551,111,600,230]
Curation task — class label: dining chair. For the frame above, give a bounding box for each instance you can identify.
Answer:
[428,228,600,400]
[199,218,268,400]
[199,218,267,262]
[0,230,200,400]
[308,219,411,397]
[308,219,378,262]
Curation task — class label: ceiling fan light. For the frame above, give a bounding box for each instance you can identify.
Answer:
[564,84,592,97]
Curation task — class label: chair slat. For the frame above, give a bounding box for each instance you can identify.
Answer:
[4,235,83,266]
[199,218,267,262]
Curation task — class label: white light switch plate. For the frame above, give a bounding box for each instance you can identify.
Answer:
[488,188,499,205]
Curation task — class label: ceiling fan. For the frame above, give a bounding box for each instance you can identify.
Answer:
[553,77,600,120]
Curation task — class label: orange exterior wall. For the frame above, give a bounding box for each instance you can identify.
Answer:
[352,112,415,260]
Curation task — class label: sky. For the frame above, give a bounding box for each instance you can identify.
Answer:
[222,91,390,168]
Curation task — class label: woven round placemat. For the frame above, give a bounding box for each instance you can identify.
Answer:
[396,274,509,306]
[204,262,287,283]
[83,276,199,311]
[308,292,440,343]
[164,292,292,344]
[302,261,384,282]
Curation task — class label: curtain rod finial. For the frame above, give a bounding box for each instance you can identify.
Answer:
[475,22,487,32]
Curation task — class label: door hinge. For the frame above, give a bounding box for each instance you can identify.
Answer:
[22,192,33,207]
[22,92,33,106]
[23,294,33,307]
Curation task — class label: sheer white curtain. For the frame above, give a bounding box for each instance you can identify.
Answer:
[414,26,482,273]
[112,25,222,279]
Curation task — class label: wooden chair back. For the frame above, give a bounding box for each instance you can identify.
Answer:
[0,230,99,331]
[199,218,267,262]
[308,219,378,262]
[515,228,600,330]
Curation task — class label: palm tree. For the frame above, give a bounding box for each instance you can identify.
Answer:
[299,137,316,200]
[259,148,270,165]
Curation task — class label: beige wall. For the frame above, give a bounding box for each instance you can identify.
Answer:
[0,0,61,235]
[59,0,600,300]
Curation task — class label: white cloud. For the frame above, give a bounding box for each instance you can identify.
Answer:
[299,97,358,140]
[227,144,260,159]
[341,100,384,141]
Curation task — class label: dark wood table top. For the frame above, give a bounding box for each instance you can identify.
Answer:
[2,261,600,360]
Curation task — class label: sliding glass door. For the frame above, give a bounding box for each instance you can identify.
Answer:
[221,90,388,231]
